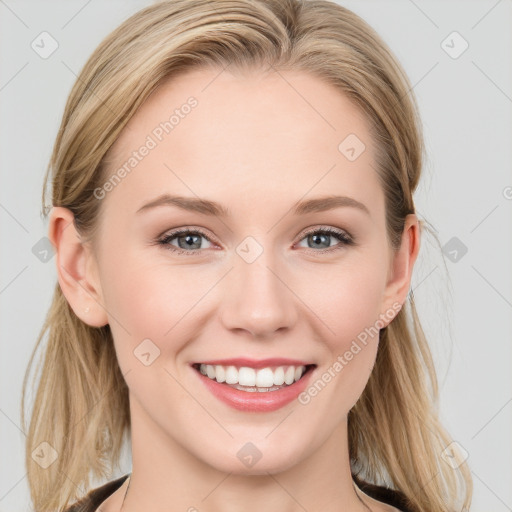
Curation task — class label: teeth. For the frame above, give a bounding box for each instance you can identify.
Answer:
[198,363,308,388]
[225,365,238,384]
[273,367,285,385]
[215,365,226,383]
[255,368,274,388]
[239,367,256,386]
[285,366,295,385]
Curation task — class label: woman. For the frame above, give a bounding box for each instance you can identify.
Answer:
[21,0,473,511]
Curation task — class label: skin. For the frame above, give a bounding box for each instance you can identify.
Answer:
[49,66,420,512]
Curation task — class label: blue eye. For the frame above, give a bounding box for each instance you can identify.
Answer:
[156,226,354,256]
[297,227,354,252]
[157,228,214,255]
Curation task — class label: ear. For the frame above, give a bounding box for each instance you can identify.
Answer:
[48,207,109,327]
[380,213,421,326]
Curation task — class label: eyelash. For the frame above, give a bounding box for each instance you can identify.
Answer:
[156,226,355,256]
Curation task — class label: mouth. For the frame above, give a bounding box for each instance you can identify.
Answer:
[190,359,317,412]
[191,362,317,392]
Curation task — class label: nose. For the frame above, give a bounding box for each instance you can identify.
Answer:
[219,251,298,339]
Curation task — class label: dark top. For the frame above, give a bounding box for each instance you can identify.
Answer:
[63,473,413,511]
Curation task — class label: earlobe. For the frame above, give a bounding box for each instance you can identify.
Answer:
[380,214,421,325]
[48,207,109,327]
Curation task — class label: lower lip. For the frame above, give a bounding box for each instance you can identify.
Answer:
[192,365,315,412]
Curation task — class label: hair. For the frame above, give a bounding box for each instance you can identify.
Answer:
[21,0,473,510]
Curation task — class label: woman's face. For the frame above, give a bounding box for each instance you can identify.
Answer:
[73,67,417,474]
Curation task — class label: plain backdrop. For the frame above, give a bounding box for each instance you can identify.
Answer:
[1,1,511,510]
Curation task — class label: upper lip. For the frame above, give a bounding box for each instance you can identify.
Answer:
[192,358,315,369]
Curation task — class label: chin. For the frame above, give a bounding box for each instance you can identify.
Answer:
[195,439,306,476]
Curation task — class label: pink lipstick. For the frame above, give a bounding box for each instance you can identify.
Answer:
[190,359,316,412]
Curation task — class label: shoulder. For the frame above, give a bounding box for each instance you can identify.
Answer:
[62,474,130,512]
[353,475,413,512]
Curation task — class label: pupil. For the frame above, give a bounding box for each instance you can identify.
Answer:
[180,234,200,249]
[311,233,329,248]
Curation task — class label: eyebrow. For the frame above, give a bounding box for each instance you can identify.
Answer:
[136,194,370,217]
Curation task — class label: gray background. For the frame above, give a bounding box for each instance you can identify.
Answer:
[1,1,511,510]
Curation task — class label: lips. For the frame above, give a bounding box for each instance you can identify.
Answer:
[190,358,317,412]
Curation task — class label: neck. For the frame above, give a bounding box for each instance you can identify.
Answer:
[120,395,375,512]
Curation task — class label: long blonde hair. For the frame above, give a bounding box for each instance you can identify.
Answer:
[21,1,473,510]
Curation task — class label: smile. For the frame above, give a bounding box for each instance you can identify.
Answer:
[191,360,317,412]
[195,363,311,390]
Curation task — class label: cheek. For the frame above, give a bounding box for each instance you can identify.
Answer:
[298,255,387,409]
[306,254,387,344]
[98,243,221,364]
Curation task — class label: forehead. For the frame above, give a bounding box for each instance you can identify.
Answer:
[101,66,382,217]
[109,66,373,157]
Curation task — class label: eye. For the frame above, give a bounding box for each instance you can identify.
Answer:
[156,226,355,256]
[157,228,215,255]
[295,226,354,253]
